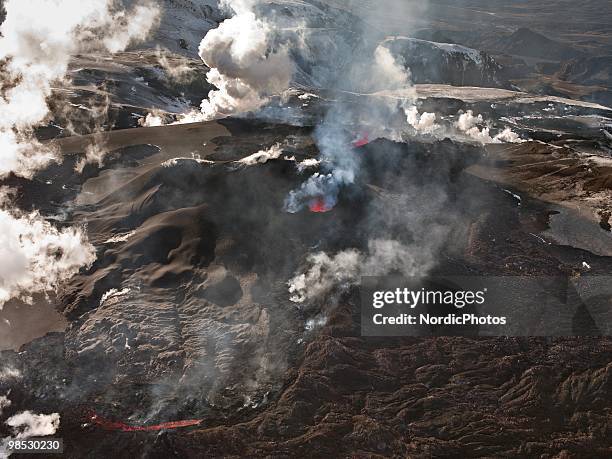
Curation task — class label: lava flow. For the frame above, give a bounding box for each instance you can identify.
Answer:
[309,196,333,213]
[88,412,202,432]
[352,132,370,147]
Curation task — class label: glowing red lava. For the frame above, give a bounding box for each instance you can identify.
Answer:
[352,132,370,147]
[309,197,333,213]
[88,411,202,432]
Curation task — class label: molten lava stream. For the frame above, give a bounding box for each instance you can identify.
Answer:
[309,197,333,213]
[87,411,202,432]
[352,132,370,147]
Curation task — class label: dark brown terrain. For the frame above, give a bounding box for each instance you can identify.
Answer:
[0,1,611,458]
[2,112,611,457]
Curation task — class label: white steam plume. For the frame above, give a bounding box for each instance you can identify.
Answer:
[0,367,21,382]
[1,409,60,458]
[405,106,439,134]
[75,135,107,173]
[296,158,320,172]
[289,249,361,303]
[288,237,443,304]
[154,46,196,82]
[493,127,523,143]
[0,190,96,309]
[5,411,60,438]
[0,0,160,178]
[456,110,484,132]
[237,143,283,166]
[371,45,412,90]
[455,110,523,144]
[140,112,165,127]
[402,106,523,142]
[177,0,293,123]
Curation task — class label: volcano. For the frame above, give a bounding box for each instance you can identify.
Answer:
[0,1,611,458]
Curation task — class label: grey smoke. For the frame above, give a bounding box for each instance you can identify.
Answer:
[181,1,471,302]
[0,396,10,417]
[289,182,456,304]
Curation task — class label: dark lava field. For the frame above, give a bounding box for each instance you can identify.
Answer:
[0,1,610,458]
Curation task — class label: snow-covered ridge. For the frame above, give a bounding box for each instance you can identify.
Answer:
[382,36,504,88]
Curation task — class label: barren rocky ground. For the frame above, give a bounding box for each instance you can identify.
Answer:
[0,1,610,458]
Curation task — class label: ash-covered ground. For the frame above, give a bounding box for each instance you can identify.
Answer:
[0,1,611,458]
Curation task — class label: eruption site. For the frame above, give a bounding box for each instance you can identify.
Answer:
[307,196,333,213]
[351,132,371,148]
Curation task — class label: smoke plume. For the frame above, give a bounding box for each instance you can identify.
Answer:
[1,401,60,458]
[405,106,439,134]
[140,111,166,127]
[178,0,293,122]
[455,110,523,144]
[237,143,283,166]
[288,194,453,304]
[5,411,60,439]
[282,41,411,212]
[0,190,96,309]
[0,367,20,383]
[296,158,320,172]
